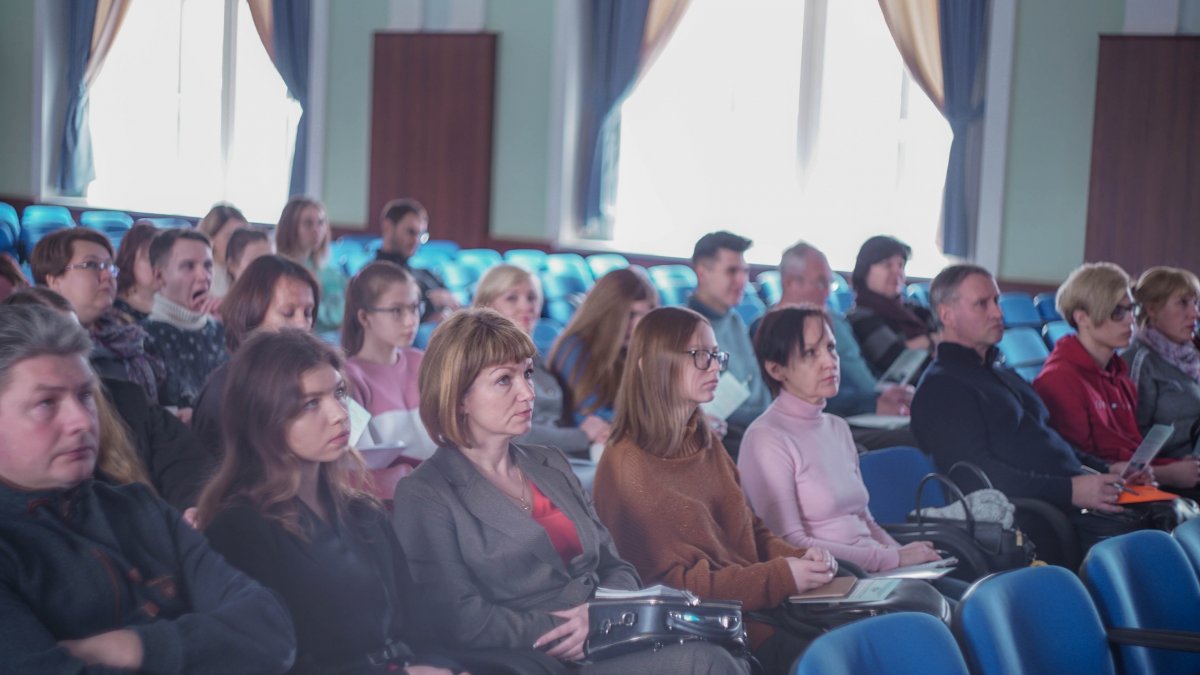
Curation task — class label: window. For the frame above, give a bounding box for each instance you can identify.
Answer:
[607,0,953,277]
[88,0,300,223]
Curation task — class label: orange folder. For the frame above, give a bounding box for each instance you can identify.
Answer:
[1117,484,1179,504]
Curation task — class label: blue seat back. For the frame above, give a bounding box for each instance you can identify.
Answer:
[829,272,855,314]
[587,253,629,278]
[0,202,19,258]
[22,205,75,230]
[734,287,766,325]
[858,446,945,524]
[436,260,480,292]
[546,253,594,288]
[532,318,563,358]
[1081,530,1200,675]
[414,322,437,350]
[999,292,1042,328]
[954,566,1116,675]
[1034,291,1062,322]
[420,239,460,258]
[998,327,1049,370]
[143,217,193,229]
[1174,517,1200,579]
[540,271,589,301]
[504,248,548,271]
[794,612,969,675]
[648,264,697,306]
[456,248,503,271]
[80,210,134,250]
[545,299,575,325]
[756,270,782,306]
[1042,320,1075,348]
[907,281,931,307]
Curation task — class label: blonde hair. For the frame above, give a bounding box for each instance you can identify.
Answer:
[1056,262,1131,329]
[418,309,536,448]
[1133,266,1200,328]
[609,306,711,458]
[96,387,153,489]
[548,268,658,416]
[275,196,329,268]
[472,264,541,311]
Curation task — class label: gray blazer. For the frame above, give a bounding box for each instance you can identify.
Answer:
[1124,337,1200,459]
[392,442,639,650]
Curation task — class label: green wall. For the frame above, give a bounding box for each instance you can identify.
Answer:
[998,0,1125,283]
[0,0,35,197]
[320,0,555,241]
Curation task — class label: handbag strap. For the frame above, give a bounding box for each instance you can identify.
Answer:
[914,472,977,537]
[947,461,995,490]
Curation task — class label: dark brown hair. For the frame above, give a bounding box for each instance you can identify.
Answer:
[114,222,159,295]
[0,254,28,297]
[226,227,271,273]
[381,198,426,225]
[753,305,833,397]
[148,228,211,269]
[341,261,415,356]
[221,255,320,352]
[30,228,113,286]
[195,329,373,538]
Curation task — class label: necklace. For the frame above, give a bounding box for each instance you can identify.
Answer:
[495,469,532,512]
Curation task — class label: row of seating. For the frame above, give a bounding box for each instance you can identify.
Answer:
[795,524,1200,674]
[1,202,192,262]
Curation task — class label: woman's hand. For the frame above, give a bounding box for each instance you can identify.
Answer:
[787,547,837,592]
[1109,462,1155,486]
[533,603,589,662]
[896,541,940,567]
[60,630,143,669]
[580,416,611,444]
[705,415,729,439]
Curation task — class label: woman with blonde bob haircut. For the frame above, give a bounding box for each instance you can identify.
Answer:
[394,309,743,673]
[548,268,658,424]
[593,306,834,674]
[474,264,608,456]
[1034,262,1197,490]
[1125,267,1200,463]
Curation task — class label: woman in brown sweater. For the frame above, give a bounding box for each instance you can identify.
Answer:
[593,306,836,674]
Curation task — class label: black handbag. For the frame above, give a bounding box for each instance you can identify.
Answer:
[752,576,950,641]
[584,590,748,661]
[887,462,1036,576]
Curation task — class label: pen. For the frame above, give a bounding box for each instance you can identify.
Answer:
[1081,465,1137,495]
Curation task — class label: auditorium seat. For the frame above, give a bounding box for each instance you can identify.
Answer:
[586,253,629,278]
[907,281,931,308]
[858,446,945,525]
[0,202,19,260]
[1174,517,1200,579]
[545,253,594,289]
[999,292,1042,329]
[142,217,193,229]
[1034,292,1062,322]
[414,322,437,350]
[756,270,782,306]
[531,318,563,358]
[794,613,969,675]
[420,239,460,259]
[648,264,697,306]
[455,248,503,272]
[504,248,548,271]
[20,205,75,257]
[734,287,766,325]
[997,327,1049,382]
[1042,320,1075,348]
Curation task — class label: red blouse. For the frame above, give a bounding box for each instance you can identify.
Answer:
[530,482,582,565]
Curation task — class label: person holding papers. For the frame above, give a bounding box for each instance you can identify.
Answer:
[392,309,743,673]
[739,305,943,573]
[1035,263,1200,495]
[593,306,834,674]
[846,236,937,377]
[198,329,465,675]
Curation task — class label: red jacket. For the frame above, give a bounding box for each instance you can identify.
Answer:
[1033,335,1146,466]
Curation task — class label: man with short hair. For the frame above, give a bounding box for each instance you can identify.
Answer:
[0,304,295,673]
[142,229,227,415]
[687,231,772,456]
[911,264,1141,556]
[375,198,459,321]
[766,241,916,450]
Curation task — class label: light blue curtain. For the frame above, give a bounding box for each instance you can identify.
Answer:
[273,0,311,197]
[580,0,650,238]
[938,0,990,258]
[57,0,101,196]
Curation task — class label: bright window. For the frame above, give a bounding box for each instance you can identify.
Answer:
[88,0,300,223]
[608,0,954,277]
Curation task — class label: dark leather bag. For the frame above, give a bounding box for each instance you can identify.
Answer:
[584,592,748,661]
[752,576,950,641]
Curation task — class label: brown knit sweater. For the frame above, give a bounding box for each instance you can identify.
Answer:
[593,432,806,648]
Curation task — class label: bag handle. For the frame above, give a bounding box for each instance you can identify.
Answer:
[914,472,977,537]
[947,461,995,490]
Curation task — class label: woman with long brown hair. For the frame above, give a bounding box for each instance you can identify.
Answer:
[547,267,657,424]
[276,196,345,333]
[197,329,463,674]
[592,306,835,675]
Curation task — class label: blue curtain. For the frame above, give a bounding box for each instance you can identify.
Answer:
[57,0,101,196]
[274,0,311,197]
[938,0,990,258]
[580,0,650,237]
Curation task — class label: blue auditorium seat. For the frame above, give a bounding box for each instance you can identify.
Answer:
[734,287,766,325]
[954,566,1117,675]
[531,318,563,358]
[414,322,437,350]
[1174,517,1200,579]
[0,202,19,260]
[756,270,782,306]
[586,253,629,278]
[997,327,1050,382]
[648,264,697,306]
[504,248,548,271]
[999,292,1042,328]
[456,248,503,272]
[142,217,193,229]
[858,446,945,525]
[546,253,594,289]
[20,205,75,257]
[1042,320,1075,348]
[794,613,969,675]
[907,281,931,307]
[420,239,459,259]
[1034,292,1062,322]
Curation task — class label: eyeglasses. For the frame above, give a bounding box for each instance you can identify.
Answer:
[62,260,119,279]
[1110,302,1140,322]
[685,348,730,372]
[367,302,425,319]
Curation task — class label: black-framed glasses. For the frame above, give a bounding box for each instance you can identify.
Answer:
[685,349,730,372]
[62,260,119,279]
[367,302,425,319]
[1110,302,1140,322]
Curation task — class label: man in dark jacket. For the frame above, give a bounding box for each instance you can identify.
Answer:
[375,198,460,322]
[0,304,295,673]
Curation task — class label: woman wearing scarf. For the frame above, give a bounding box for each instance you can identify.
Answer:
[846,236,937,376]
[30,228,164,402]
[1126,267,1200,461]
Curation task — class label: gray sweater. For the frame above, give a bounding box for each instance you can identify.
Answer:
[1123,336,1200,459]
[516,357,591,455]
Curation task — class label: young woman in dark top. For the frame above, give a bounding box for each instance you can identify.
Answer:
[196,329,463,675]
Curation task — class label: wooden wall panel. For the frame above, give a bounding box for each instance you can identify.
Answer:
[1085,36,1200,275]
[368,33,497,247]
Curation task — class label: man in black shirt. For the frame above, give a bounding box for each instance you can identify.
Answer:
[375,198,460,322]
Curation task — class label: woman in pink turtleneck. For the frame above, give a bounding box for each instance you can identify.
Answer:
[738,305,942,573]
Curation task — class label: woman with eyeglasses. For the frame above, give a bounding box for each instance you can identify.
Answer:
[1034,262,1197,491]
[1126,267,1200,465]
[29,228,164,403]
[592,306,835,674]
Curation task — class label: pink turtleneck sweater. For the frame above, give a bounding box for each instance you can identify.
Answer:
[738,390,901,572]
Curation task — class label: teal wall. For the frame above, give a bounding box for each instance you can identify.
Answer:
[998,0,1125,283]
[0,1,35,197]
[321,0,555,240]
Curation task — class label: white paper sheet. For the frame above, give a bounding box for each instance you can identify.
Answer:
[700,375,751,421]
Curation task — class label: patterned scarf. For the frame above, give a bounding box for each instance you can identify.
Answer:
[852,287,931,339]
[1141,326,1200,383]
[90,311,165,401]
